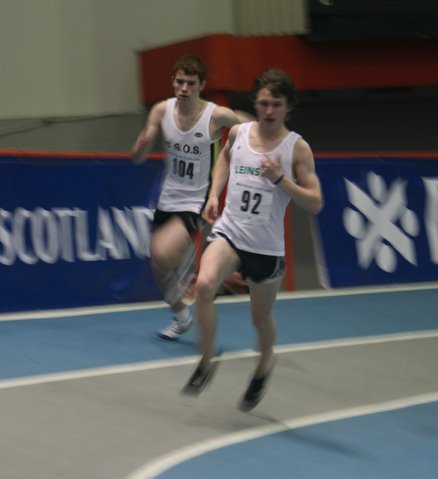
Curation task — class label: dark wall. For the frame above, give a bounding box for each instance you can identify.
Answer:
[306,0,438,41]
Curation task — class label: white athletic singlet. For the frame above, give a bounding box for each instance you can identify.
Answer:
[157,98,218,214]
[213,122,301,256]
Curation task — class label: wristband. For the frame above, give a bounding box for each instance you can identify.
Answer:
[273,174,284,185]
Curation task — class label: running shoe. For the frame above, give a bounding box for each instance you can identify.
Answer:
[181,361,218,396]
[238,356,277,412]
[155,312,193,341]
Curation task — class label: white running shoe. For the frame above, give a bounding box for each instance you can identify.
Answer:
[155,311,193,341]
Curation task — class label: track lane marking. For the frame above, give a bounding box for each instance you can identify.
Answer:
[1,329,437,390]
[1,282,437,322]
[124,391,438,479]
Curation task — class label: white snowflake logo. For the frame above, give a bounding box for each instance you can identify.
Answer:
[343,172,420,272]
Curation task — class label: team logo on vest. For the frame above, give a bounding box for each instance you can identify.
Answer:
[165,141,200,155]
[194,132,203,138]
[234,164,261,176]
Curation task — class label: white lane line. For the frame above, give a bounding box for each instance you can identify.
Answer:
[1,329,437,390]
[1,282,437,321]
[0,356,198,390]
[0,300,166,322]
[124,391,438,479]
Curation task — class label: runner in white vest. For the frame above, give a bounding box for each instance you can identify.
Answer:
[182,69,324,411]
[132,55,249,340]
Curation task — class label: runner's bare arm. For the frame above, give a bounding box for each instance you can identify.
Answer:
[131,101,166,164]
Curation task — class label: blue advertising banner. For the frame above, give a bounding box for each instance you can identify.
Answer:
[0,152,164,312]
[313,153,438,288]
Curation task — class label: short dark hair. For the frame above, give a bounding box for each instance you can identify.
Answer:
[251,69,297,109]
[172,55,207,83]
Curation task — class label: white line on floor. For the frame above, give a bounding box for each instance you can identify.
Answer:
[1,329,437,390]
[124,391,438,479]
[1,282,437,322]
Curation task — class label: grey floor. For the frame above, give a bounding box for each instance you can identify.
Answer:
[1,287,437,479]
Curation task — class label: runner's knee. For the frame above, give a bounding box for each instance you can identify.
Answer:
[196,274,218,301]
